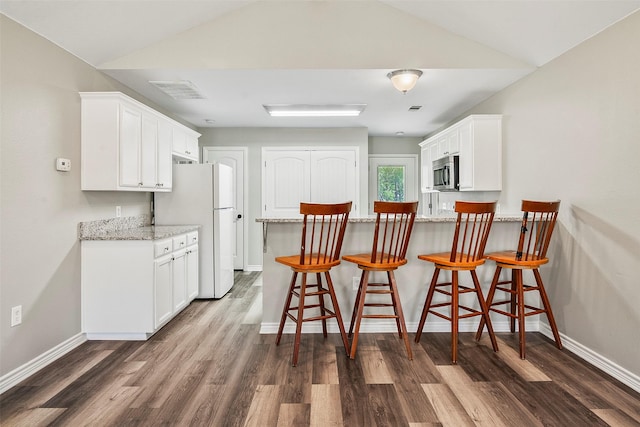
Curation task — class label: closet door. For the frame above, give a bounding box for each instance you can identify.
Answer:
[262,150,310,217]
[310,150,357,212]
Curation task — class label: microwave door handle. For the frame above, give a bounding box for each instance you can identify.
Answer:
[444,166,450,185]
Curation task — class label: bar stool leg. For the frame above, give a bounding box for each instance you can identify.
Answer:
[451,271,459,364]
[476,267,501,341]
[510,270,518,333]
[348,272,365,337]
[387,271,402,338]
[515,269,526,359]
[324,271,350,356]
[349,270,370,359]
[277,271,298,345]
[471,270,498,352]
[534,269,563,350]
[415,268,440,343]
[292,273,308,366]
[316,272,328,338]
[388,270,412,360]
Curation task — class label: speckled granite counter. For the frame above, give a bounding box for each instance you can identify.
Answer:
[256,214,522,223]
[79,215,200,241]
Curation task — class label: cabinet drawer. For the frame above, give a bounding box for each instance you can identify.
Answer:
[187,231,198,246]
[154,239,173,258]
[173,235,187,250]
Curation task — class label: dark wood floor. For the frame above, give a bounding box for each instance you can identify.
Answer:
[2,271,639,426]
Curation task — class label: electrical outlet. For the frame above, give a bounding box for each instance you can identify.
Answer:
[353,276,360,291]
[11,305,22,327]
[116,206,121,217]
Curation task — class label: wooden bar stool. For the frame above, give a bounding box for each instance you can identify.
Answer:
[415,201,499,364]
[275,201,352,366]
[342,201,418,360]
[476,200,562,359]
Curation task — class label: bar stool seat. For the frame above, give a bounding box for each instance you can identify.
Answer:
[275,201,352,367]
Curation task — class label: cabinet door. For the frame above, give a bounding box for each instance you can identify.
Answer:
[172,249,187,312]
[420,146,432,191]
[154,254,173,328]
[448,129,460,154]
[186,244,199,300]
[185,134,199,160]
[118,105,142,188]
[458,121,473,190]
[140,114,158,189]
[310,150,357,211]
[263,150,310,217]
[172,127,186,156]
[157,120,173,190]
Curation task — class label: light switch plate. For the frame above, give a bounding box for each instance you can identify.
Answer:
[56,158,71,172]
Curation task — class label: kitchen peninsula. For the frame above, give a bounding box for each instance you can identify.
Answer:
[258,214,522,335]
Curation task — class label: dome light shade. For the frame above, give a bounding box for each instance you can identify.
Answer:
[387,69,423,93]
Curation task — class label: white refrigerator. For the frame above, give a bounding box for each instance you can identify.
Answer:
[155,163,235,299]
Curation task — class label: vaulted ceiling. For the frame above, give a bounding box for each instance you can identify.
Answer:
[2,0,639,136]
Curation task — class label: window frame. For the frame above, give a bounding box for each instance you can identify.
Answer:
[368,155,418,214]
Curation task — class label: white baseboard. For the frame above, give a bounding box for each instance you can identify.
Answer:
[0,333,86,395]
[245,265,263,272]
[539,323,640,393]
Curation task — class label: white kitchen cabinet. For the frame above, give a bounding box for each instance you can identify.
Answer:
[80,92,198,191]
[457,115,502,191]
[82,230,199,340]
[172,127,200,162]
[154,252,173,328]
[262,147,359,217]
[419,115,502,192]
[172,248,187,312]
[186,232,199,301]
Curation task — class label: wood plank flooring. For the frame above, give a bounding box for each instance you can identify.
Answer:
[2,271,639,426]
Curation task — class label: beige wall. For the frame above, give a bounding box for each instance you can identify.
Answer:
[465,11,640,375]
[1,16,173,378]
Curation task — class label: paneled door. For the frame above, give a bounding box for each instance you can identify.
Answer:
[202,147,247,271]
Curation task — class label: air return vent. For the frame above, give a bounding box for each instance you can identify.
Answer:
[149,80,206,100]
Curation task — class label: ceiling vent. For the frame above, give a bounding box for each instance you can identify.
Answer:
[148,80,206,100]
[408,106,422,111]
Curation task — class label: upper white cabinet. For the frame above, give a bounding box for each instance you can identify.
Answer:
[80,92,200,191]
[172,127,200,162]
[262,147,359,217]
[420,115,502,192]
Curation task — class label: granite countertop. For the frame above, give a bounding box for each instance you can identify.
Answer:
[79,215,200,241]
[256,214,522,223]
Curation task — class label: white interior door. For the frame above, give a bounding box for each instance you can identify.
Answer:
[203,147,247,271]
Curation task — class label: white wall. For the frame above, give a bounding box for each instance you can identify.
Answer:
[463,11,640,376]
[0,16,181,379]
[199,127,369,270]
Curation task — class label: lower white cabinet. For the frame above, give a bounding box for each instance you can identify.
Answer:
[82,231,199,340]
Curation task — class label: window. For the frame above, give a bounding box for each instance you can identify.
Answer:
[368,155,418,214]
[377,165,406,201]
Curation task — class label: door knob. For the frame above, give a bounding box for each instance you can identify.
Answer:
[237,214,243,219]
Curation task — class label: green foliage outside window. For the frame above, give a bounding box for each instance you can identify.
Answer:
[377,166,405,202]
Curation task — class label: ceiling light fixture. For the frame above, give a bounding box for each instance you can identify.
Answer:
[387,69,423,94]
[263,104,366,117]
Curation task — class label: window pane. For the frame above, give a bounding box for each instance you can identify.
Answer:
[377,165,405,202]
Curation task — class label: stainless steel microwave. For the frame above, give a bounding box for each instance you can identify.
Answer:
[433,155,459,191]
